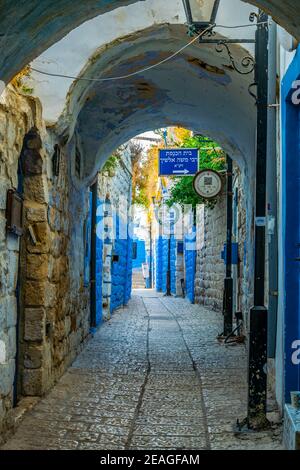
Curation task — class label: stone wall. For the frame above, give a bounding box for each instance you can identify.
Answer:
[0,87,42,438]
[195,196,226,311]
[97,148,133,317]
[0,86,92,442]
[194,164,248,315]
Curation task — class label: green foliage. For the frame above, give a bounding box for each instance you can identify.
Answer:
[133,192,149,207]
[167,176,199,207]
[181,135,226,172]
[167,135,226,209]
[21,85,34,95]
[11,66,34,95]
[102,152,121,176]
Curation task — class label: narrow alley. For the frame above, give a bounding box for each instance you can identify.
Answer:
[2,292,282,451]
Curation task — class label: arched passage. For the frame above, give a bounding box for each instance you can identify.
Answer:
[61,23,256,182]
[0,0,293,449]
[57,22,256,312]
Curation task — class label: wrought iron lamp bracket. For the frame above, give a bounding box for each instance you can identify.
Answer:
[215,40,255,75]
[249,10,266,23]
[248,82,258,104]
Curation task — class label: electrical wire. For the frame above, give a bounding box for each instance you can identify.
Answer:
[216,21,268,29]
[30,25,211,83]
[30,21,268,83]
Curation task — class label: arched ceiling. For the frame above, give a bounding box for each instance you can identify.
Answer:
[0,0,299,84]
[61,24,256,182]
[27,0,256,124]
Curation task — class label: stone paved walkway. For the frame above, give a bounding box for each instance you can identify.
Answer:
[2,291,283,450]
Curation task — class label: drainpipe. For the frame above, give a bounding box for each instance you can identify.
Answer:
[266,20,278,359]
[223,155,234,336]
[90,180,97,329]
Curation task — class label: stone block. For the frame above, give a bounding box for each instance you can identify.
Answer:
[6,296,17,329]
[48,256,66,283]
[6,251,18,292]
[52,340,66,364]
[22,368,45,396]
[64,316,71,337]
[24,308,46,341]
[0,304,5,332]
[0,178,10,211]
[51,234,63,258]
[103,283,112,296]
[25,280,46,307]
[26,222,50,255]
[0,399,5,421]
[26,253,48,280]
[54,320,65,342]
[23,175,49,205]
[0,337,7,364]
[46,307,56,324]
[284,404,300,450]
[0,212,6,243]
[26,205,47,223]
[48,207,61,231]
[7,327,16,360]
[0,360,15,396]
[24,344,44,369]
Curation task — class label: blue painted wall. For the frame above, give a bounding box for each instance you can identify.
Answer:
[95,198,104,326]
[155,236,168,292]
[111,215,132,312]
[145,251,153,289]
[281,46,300,402]
[170,235,176,295]
[124,236,133,305]
[132,239,146,269]
[84,193,92,288]
[155,237,162,291]
[185,227,196,304]
[86,194,103,327]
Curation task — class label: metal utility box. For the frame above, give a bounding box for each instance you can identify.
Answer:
[6,189,23,237]
[221,243,239,265]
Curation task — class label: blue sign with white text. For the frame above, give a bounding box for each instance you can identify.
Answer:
[159,149,199,176]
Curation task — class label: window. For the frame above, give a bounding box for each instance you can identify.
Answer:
[75,146,81,178]
[132,242,138,260]
[177,242,184,254]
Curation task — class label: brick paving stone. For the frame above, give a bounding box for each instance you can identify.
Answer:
[1,292,283,450]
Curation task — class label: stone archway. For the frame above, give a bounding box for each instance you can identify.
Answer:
[0,0,299,85]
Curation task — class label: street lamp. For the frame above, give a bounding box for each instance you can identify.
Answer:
[182,0,256,75]
[182,0,220,32]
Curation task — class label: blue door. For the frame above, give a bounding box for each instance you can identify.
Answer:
[282,47,300,402]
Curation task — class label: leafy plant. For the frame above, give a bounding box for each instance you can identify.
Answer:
[102,150,122,175]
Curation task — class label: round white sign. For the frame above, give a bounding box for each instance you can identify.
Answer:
[193,169,222,199]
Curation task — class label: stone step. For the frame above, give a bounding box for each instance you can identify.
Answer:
[132,269,146,288]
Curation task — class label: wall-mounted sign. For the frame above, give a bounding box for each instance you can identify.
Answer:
[159,149,199,176]
[193,169,222,199]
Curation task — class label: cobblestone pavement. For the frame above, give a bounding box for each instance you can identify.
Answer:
[2,291,283,450]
